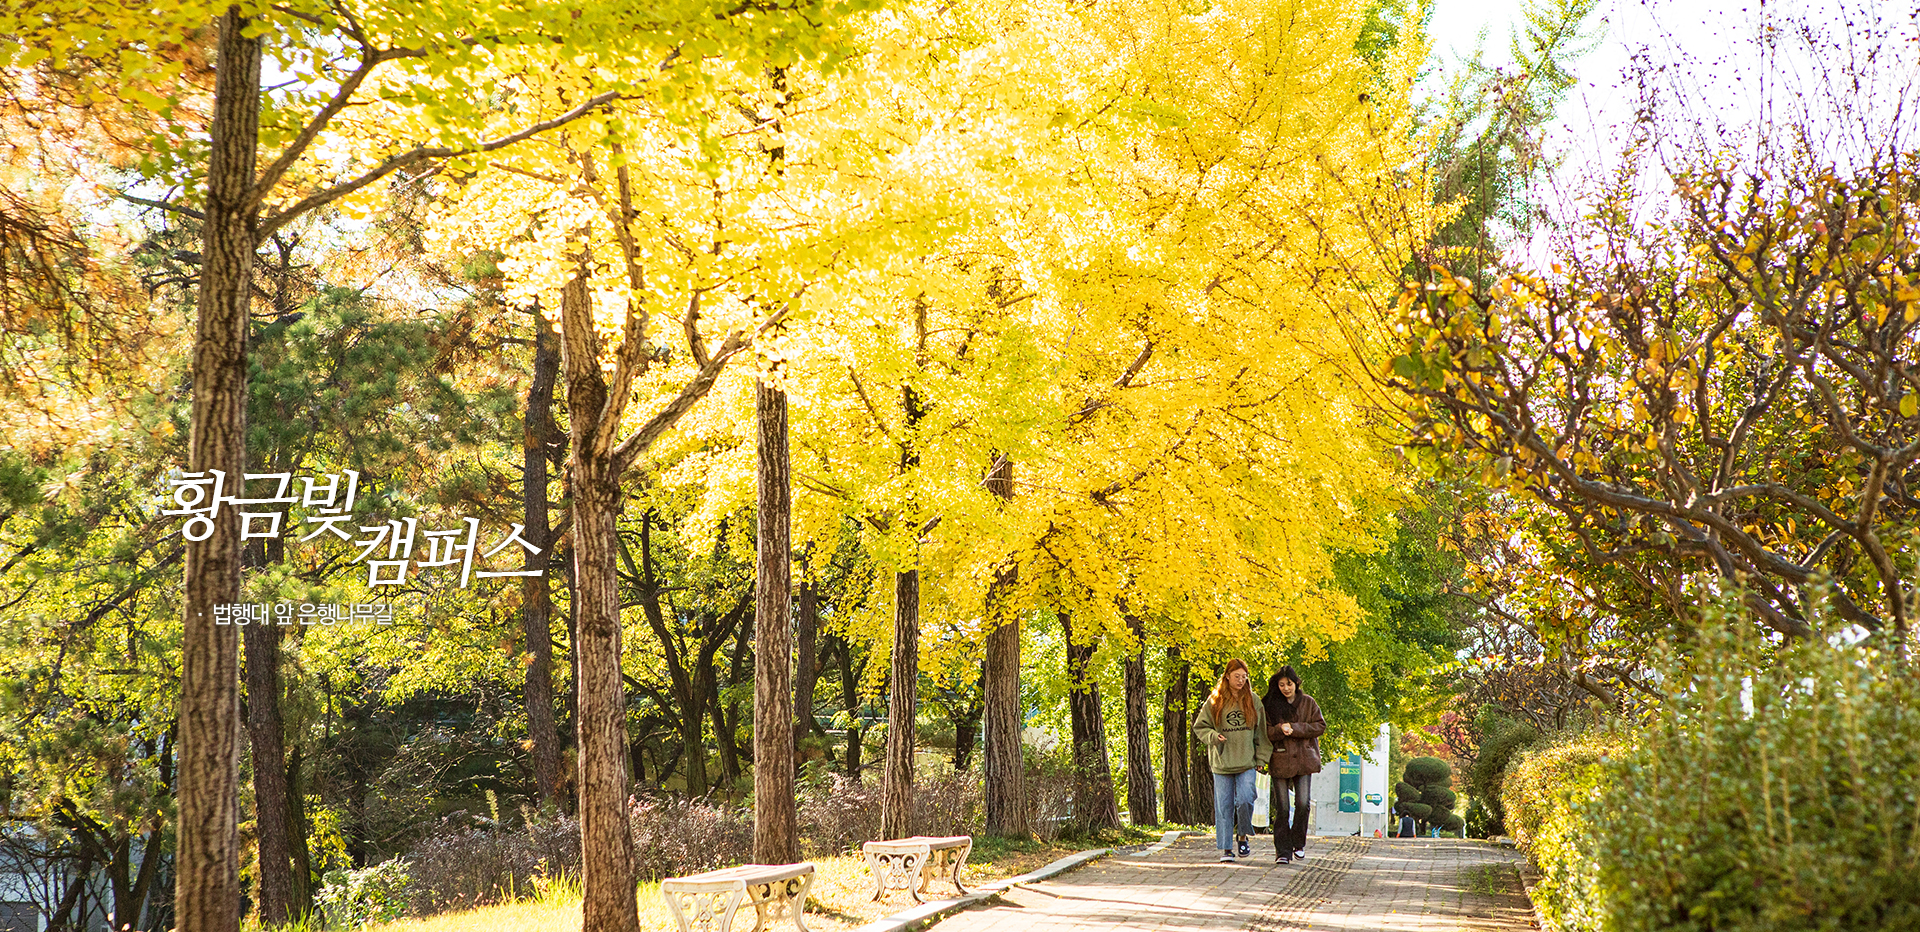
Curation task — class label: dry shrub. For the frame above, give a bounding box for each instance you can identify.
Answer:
[796,770,986,855]
[627,793,753,880]
[1024,755,1076,842]
[797,775,881,856]
[403,813,580,914]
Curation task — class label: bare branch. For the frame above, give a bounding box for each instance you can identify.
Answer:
[255,90,621,241]
[246,45,421,212]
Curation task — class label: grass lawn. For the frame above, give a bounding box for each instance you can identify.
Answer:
[360,826,1180,932]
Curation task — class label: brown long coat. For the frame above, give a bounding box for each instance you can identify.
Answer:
[1265,692,1326,779]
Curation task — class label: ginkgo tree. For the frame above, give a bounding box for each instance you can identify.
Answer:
[963,0,1435,831]
[657,0,1442,837]
[4,0,872,928]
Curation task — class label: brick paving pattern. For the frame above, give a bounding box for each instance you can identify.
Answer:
[928,836,1536,932]
[1252,838,1536,932]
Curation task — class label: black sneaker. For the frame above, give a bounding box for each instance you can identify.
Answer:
[1277,853,1291,864]
[1220,853,1235,863]
[1238,837,1251,858]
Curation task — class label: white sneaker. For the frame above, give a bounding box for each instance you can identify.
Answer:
[1293,850,1306,861]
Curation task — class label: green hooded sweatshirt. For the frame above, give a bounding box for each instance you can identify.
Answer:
[1192,695,1272,775]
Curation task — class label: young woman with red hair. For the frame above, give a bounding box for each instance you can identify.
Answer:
[1191,658,1271,862]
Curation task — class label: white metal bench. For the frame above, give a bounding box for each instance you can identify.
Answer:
[860,834,972,904]
[660,862,814,932]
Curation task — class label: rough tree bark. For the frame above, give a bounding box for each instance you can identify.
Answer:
[950,679,982,771]
[793,577,821,759]
[1160,648,1190,825]
[286,747,312,915]
[1060,611,1120,833]
[833,636,864,778]
[712,623,750,786]
[1188,665,1214,822]
[981,456,1027,837]
[522,310,563,807]
[981,611,1025,835]
[881,570,919,839]
[176,12,259,932]
[243,623,290,925]
[559,269,640,932]
[753,380,797,863]
[554,136,758,929]
[1121,615,1157,827]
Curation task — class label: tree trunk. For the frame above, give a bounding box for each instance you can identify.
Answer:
[123,826,164,931]
[981,457,1026,838]
[844,723,864,778]
[177,11,259,932]
[981,611,1025,836]
[753,380,797,863]
[523,310,563,808]
[1188,668,1213,822]
[880,570,918,839]
[1121,616,1157,827]
[951,679,982,772]
[48,854,92,932]
[1060,611,1119,833]
[286,747,312,917]
[834,636,864,778]
[1160,648,1190,825]
[711,624,746,787]
[679,687,708,796]
[244,623,291,925]
[793,578,820,758]
[638,515,708,797]
[561,269,639,932]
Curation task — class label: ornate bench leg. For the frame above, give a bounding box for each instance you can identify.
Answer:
[791,870,815,932]
[950,843,972,895]
[865,849,885,902]
[869,849,927,904]
[907,847,930,903]
[746,872,815,932]
[665,886,744,932]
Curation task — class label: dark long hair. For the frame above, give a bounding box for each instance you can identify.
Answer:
[1263,666,1302,724]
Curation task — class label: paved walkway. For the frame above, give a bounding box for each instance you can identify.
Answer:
[930,836,1535,932]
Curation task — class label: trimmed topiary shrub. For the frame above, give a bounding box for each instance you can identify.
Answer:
[1393,779,1431,827]
[1401,756,1461,834]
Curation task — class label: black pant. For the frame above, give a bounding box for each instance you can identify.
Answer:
[1271,773,1310,854]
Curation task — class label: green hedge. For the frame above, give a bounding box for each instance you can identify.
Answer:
[1504,621,1920,931]
[1502,731,1611,931]
[1466,710,1541,837]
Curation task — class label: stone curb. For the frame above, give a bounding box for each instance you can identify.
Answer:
[1120,829,1188,857]
[1517,859,1551,931]
[847,832,1184,932]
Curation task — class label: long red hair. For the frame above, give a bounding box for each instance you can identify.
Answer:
[1207,658,1256,724]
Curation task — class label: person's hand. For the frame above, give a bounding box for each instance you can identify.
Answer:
[1213,733,1227,745]
[1281,723,1294,736]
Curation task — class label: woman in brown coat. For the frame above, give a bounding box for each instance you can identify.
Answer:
[1262,666,1325,864]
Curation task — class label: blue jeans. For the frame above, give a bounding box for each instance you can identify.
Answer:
[1212,770,1257,851]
